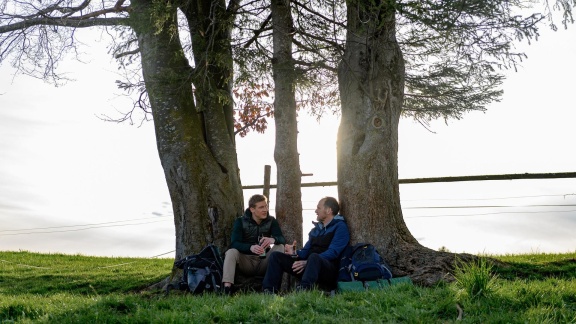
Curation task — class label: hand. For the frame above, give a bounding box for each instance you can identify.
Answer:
[284,240,297,255]
[258,236,275,249]
[292,260,307,274]
[250,244,265,255]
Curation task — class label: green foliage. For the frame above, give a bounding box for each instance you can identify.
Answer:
[1,0,573,132]
[150,0,177,36]
[1,251,575,323]
[453,257,497,300]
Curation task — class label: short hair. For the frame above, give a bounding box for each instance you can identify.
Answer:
[248,194,268,208]
[322,196,340,215]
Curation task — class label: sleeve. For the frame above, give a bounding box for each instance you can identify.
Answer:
[269,218,286,244]
[229,218,253,254]
[319,222,350,261]
[296,231,314,260]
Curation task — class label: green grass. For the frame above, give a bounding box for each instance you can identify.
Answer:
[453,257,497,300]
[1,250,575,323]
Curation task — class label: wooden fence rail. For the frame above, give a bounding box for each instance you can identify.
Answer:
[242,171,576,190]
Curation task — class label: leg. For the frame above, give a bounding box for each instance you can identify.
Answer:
[236,254,262,277]
[256,244,285,276]
[300,253,337,289]
[222,248,241,286]
[262,251,298,292]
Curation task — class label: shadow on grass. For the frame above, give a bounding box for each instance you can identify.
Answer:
[0,272,169,296]
[494,258,576,281]
[0,251,173,296]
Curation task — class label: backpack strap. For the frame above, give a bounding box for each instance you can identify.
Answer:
[209,267,220,292]
[208,244,224,271]
[349,264,355,282]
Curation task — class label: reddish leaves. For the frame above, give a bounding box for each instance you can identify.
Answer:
[233,82,275,137]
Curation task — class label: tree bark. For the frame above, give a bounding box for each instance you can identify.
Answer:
[337,0,474,286]
[131,0,243,260]
[271,0,303,245]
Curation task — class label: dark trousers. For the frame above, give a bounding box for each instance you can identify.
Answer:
[262,251,338,291]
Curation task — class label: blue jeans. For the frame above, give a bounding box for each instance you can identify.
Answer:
[262,251,338,291]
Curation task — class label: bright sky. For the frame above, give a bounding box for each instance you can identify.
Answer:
[1,25,575,258]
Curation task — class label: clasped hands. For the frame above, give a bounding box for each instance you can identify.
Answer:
[250,236,275,255]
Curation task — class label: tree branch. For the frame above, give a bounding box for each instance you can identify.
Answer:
[234,111,272,136]
[0,16,130,33]
[242,14,272,48]
[296,29,343,52]
[291,0,346,29]
[115,48,140,58]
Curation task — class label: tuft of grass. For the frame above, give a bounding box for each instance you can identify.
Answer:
[453,257,497,300]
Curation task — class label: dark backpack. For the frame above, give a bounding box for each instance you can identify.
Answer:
[173,244,224,294]
[338,243,393,282]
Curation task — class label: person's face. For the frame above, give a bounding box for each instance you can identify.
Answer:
[315,199,332,223]
[250,200,269,221]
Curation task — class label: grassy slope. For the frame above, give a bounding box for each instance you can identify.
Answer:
[1,250,575,323]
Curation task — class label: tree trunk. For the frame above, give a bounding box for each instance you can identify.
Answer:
[337,0,473,286]
[131,0,243,260]
[271,0,303,245]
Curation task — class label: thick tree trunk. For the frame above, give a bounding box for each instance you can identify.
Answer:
[337,1,473,286]
[271,0,303,245]
[132,0,243,260]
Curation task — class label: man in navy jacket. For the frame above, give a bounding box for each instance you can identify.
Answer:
[262,196,350,293]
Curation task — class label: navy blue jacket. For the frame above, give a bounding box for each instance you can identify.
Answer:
[296,215,350,262]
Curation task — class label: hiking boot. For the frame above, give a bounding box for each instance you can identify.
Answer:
[223,286,232,296]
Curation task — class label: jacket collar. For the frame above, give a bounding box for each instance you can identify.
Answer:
[243,208,271,224]
[313,214,345,230]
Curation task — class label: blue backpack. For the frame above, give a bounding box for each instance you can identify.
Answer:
[338,243,393,282]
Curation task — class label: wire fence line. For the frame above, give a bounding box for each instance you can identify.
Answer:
[0,216,172,233]
[4,197,575,235]
[1,173,574,259]
[0,259,52,269]
[3,172,575,236]
[0,249,176,271]
[252,172,576,236]
[0,218,171,236]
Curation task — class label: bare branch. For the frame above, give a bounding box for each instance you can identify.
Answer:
[242,14,272,48]
[0,17,130,33]
[114,48,140,58]
[291,0,346,29]
[234,111,272,136]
